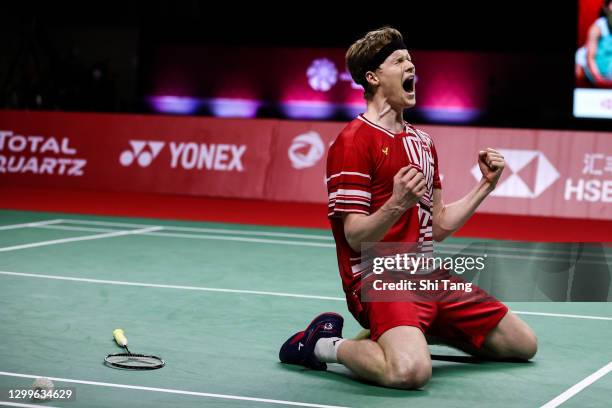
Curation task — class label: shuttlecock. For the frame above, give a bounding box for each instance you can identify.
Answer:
[32,377,54,400]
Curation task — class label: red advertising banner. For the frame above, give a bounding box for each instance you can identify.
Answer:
[426,126,612,220]
[0,111,274,199]
[263,121,340,203]
[1,110,610,220]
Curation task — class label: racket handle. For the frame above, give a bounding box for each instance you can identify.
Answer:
[113,329,128,347]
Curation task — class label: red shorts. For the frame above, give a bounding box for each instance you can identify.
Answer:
[346,274,508,348]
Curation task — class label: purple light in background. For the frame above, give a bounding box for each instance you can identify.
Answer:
[207,98,261,118]
[420,106,481,123]
[342,103,366,118]
[148,96,200,114]
[281,101,336,119]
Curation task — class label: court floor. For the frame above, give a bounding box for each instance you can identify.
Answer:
[0,209,610,408]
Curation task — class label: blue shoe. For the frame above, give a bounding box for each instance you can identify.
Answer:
[279,312,344,371]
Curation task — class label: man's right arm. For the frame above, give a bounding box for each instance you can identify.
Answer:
[342,166,426,252]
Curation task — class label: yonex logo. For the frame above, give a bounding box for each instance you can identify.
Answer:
[120,140,165,167]
[323,323,334,330]
[288,131,325,169]
[470,149,560,198]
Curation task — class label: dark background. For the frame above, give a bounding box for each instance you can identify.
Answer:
[0,1,599,130]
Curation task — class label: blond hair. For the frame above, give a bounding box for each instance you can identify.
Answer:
[345,27,404,100]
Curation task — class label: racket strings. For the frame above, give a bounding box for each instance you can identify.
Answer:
[106,329,164,370]
[105,353,165,369]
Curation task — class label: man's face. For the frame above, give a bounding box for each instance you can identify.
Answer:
[374,49,416,109]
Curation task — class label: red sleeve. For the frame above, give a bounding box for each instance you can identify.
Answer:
[432,142,442,189]
[326,132,372,218]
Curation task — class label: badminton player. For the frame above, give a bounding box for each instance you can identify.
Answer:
[279,27,537,389]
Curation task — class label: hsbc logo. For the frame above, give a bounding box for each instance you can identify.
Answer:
[288,131,325,169]
[120,140,165,167]
[470,149,560,198]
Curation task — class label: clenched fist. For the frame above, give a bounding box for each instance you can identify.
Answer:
[390,165,427,210]
[478,148,505,188]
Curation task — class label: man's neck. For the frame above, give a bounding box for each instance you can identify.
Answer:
[363,97,405,134]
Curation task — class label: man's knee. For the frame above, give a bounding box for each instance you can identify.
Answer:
[503,317,538,360]
[515,329,538,360]
[383,357,431,389]
[488,317,538,360]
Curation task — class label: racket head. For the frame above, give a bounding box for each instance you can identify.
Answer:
[104,353,165,370]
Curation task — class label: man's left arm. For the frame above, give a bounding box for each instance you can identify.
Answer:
[432,148,505,242]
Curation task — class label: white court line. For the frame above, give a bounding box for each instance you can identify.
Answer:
[0,372,349,408]
[26,225,612,262]
[0,270,611,321]
[33,224,335,248]
[0,402,62,408]
[0,271,343,301]
[433,250,610,266]
[145,231,335,248]
[37,218,612,257]
[0,226,163,253]
[0,219,63,231]
[436,243,612,259]
[35,224,122,233]
[15,217,609,258]
[514,311,612,321]
[540,361,612,408]
[56,218,334,240]
[56,218,612,255]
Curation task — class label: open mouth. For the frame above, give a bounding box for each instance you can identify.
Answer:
[402,76,415,93]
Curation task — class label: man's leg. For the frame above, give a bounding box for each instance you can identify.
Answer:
[432,302,537,361]
[337,326,431,389]
[479,312,537,360]
[280,301,436,389]
[430,272,537,361]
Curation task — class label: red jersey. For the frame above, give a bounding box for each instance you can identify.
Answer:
[326,114,442,293]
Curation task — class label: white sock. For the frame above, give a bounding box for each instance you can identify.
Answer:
[314,337,345,363]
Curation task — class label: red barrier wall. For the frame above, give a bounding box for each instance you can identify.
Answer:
[1,110,610,220]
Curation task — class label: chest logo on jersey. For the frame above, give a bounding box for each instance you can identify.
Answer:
[382,146,389,156]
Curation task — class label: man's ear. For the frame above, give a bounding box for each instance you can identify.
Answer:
[365,70,379,87]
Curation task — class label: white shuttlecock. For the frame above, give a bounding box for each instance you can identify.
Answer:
[32,377,54,400]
